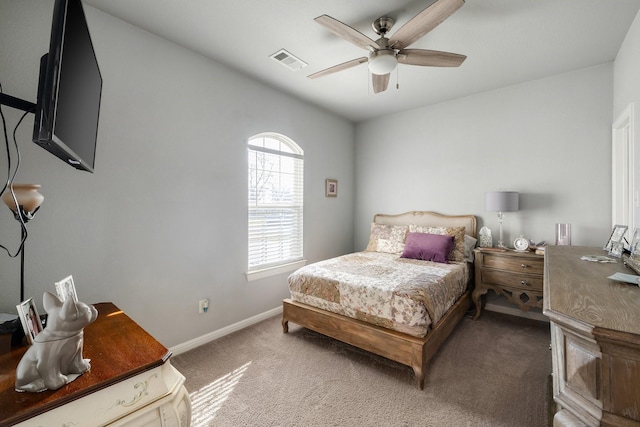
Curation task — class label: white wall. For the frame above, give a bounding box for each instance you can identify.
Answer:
[354,64,613,250]
[0,1,355,347]
[614,10,640,232]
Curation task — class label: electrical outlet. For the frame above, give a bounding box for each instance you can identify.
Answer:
[198,299,209,314]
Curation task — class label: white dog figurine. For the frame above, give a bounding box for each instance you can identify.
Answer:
[15,291,98,392]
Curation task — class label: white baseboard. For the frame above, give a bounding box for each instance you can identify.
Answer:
[169,298,547,356]
[170,305,283,356]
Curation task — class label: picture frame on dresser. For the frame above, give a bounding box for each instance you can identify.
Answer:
[630,228,640,260]
[16,298,43,345]
[54,275,78,302]
[608,241,625,258]
[604,224,628,251]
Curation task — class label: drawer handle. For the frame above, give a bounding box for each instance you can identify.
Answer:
[521,280,529,286]
[521,264,528,269]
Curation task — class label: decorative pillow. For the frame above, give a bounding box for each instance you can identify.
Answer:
[401,232,454,263]
[409,225,466,262]
[365,223,409,254]
[464,235,477,263]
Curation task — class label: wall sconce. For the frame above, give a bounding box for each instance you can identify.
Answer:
[485,191,519,248]
[1,184,44,301]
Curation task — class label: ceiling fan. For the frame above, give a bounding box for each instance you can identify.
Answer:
[308,0,467,94]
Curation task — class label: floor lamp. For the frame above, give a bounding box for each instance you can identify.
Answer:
[485,191,519,248]
[1,184,44,302]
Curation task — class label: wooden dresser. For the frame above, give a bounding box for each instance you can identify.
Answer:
[544,245,640,427]
[0,302,191,426]
[472,248,544,319]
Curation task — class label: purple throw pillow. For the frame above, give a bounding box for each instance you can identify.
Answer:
[400,232,454,263]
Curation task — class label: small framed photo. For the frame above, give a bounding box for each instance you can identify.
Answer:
[609,240,625,258]
[16,298,43,344]
[325,179,338,197]
[630,228,640,261]
[55,275,78,302]
[604,225,628,251]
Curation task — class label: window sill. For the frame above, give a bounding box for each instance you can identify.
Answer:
[246,260,307,282]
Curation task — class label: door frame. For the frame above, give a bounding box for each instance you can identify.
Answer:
[612,102,635,244]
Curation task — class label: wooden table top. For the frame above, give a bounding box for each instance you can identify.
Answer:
[0,302,170,427]
[544,245,640,336]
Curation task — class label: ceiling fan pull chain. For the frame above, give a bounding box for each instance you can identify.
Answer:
[396,66,400,90]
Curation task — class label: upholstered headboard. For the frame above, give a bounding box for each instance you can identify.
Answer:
[373,211,477,238]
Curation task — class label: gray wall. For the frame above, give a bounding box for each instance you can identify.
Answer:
[354,64,614,250]
[0,1,355,347]
[2,1,639,350]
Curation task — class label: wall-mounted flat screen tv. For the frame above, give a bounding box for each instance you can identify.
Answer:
[32,0,102,173]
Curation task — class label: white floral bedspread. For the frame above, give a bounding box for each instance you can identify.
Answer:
[288,252,469,337]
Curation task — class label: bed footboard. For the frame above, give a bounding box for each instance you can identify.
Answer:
[282,291,471,389]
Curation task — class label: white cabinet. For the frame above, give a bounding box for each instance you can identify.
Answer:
[17,362,190,427]
[1,303,191,427]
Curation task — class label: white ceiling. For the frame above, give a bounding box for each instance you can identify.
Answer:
[83,0,640,123]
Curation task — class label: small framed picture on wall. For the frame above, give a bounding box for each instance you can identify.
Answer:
[325,179,338,197]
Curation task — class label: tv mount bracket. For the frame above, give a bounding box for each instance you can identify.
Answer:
[0,93,36,113]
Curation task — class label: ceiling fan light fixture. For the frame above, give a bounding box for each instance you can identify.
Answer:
[368,50,397,75]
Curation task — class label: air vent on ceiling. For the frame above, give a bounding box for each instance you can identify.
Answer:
[269,49,308,71]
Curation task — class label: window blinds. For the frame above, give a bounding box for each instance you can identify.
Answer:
[248,143,303,271]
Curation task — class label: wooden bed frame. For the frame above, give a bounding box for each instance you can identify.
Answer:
[282,211,477,389]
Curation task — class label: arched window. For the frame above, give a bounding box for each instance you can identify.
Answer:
[247,133,304,278]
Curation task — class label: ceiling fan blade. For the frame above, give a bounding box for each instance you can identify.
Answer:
[389,0,464,49]
[372,73,390,93]
[397,49,466,67]
[308,57,368,79]
[314,15,379,50]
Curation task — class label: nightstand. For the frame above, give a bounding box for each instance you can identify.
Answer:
[472,248,544,320]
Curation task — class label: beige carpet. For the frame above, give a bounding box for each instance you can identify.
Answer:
[172,310,552,427]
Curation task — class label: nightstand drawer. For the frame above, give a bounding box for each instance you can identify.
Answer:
[483,254,544,275]
[482,269,543,290]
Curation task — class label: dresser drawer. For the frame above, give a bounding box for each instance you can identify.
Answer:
[482,269,543,290]
[483,254,544,275]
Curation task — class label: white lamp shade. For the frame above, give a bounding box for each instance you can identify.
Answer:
[368,50,397,75]
[485,191,519,212]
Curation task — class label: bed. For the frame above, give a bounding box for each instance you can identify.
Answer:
[282,211,477,389]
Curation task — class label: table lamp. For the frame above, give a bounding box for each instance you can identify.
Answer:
[485,191,519,248]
